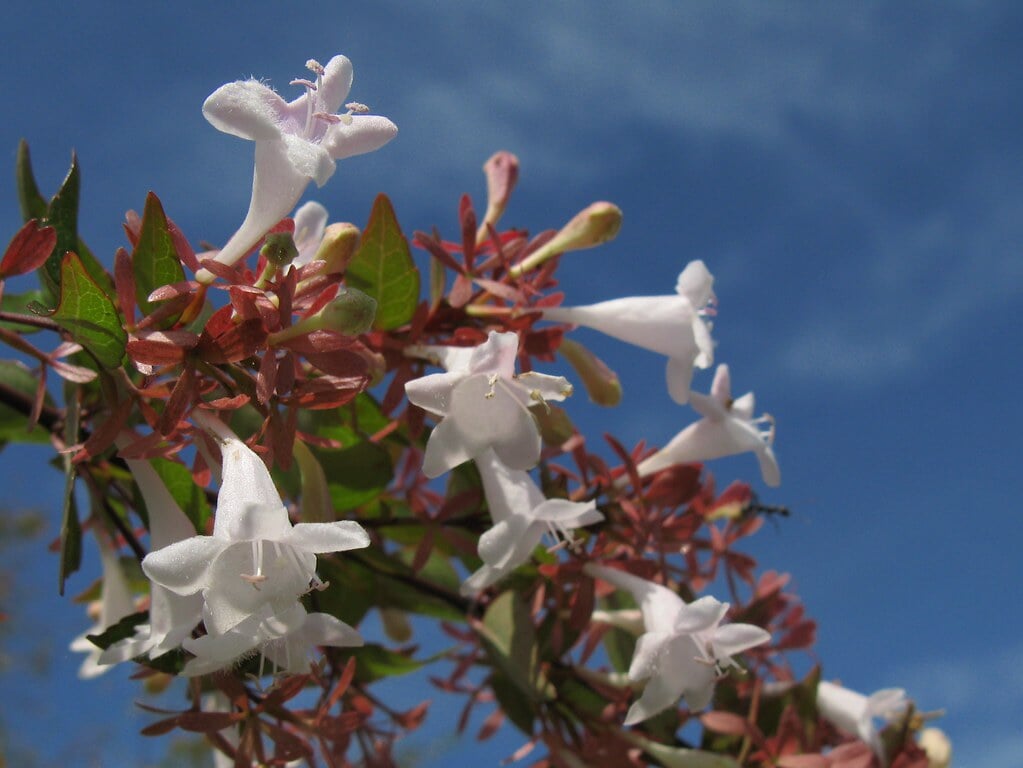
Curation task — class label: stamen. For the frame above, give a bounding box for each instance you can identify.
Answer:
[529,389,551,414]
[345,102,370,113]
[289,78,317,89]
[313,112,343,124]
[484,374,498,399]
[240,540,266,588]
[305,59,325,76]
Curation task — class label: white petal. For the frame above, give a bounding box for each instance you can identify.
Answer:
[298,611,363,648]
[675,260,714,308]
[816,681,869,741]
[475,449,545,522]
[586,564,683,635]
[460,561,509,596]
[627,631,671,681]
[124,458,197,549]
[712,623,771,657]
[321,114,398,161]
[213,438,292,541]
[316,55,355,115]
[709,364,732,404]
[477,516,538,570]
[625,638,701,724]
[672,596,728,635]
[405,370,462,416]
[282,133,336,187]
[445,374,542,472]
[203,80,285,141]
[284,521,370,553]
[292,200,329,267]
[421,417,475,478]
[512,370,574,404]
[666,356,696,405]
[468,331,520,376]
[142,536,223,595]
[146,585,204,656]
[530,498,600,525]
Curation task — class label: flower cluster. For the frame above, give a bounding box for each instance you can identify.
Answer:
[0,50,947,768]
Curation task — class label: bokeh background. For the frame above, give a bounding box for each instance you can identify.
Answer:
[1,2,1021,766]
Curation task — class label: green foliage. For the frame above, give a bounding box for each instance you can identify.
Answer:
[85,610,150,650]
[150,457,210,532]
[0,360,51,445]
[478,591,554,703]
[58,385,82,595]
[345,194,419,330]
[350,643,424,683]
[132,192,186,324]
[52,252,127,369]
[0,290,46,334]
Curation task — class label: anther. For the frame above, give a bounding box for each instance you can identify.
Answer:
[306,59,325,75]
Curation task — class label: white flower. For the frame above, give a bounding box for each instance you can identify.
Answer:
[587,564,770,725]
[461,450,603,595]
[404,331,573,478]
[70,535,138,679]
[635,363,780,487]
[542,260,715,404]
[141,418,368,674]
[99,452,204,665]
[197,55,397,280]
[816,680,909,761]
[291,200,329,269]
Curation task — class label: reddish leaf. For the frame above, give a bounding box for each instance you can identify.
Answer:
[176,711,240,734]
[0,219,56,278]
[776,756,830,768]
[701,710,753,738]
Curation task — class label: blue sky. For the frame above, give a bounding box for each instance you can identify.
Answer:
[1,2,1021,766]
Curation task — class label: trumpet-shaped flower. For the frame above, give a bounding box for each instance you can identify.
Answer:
[587,564,770,725]
[70,535,138,679]
[404,331,573,478]
[816,680,909,761]
[461,450,603,595]
[635,363,780,487]
[99,454,204,665]
[291,200,329,269]
[197,55,397,280]
[141,419,369,673]
[542,260,715,404]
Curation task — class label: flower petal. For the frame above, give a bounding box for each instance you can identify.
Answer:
[675,260,714,308]
[665,356,696,405]
[475,449,545,522]
[712,622,771,657]
[203,80,285,141]
[421,417,475,478]
[298,611,364,648]
[292,200,329,267]
[477,516,538,570]
[672,596,729,634]
[284,521,370,553]
[586,565,683,635]
[142,536,223,595]
[316,55,355,115]
[282,132,336,187]
[213,437,293,541]
[124,457,197,549]
[321,115,399,161]
[405,370,462,416]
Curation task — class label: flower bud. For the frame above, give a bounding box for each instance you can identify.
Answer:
[919,728,951,768]
[318,287,377,336]
[509,201,623,276]
[476,151,519,244]
[314,222,361,274]
[558,338,622,406]
[260,230,299,266]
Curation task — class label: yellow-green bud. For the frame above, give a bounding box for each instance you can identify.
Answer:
[318,287,377,336]
[558,338,622,406]
[260,231,299,266]
[313,222,361,274]
[509,201,623,276]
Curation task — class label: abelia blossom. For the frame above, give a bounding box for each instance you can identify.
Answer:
[541,260,715,404]
[291,200,328,269]
[70,535,137,679]
[635,363,780,487]
[461,450,603,595]
[816,680,909,761]
[587,564,770,725]
[197,55,397,281]
[99,453,203,665]
[404,331,573,478]
[141,417,368,674]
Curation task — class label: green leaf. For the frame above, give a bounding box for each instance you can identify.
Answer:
[52,252,127,369]
[490,671,537,735]
[316,439,393,511]
[0,360,52,445]
[350,643,424,683]
[132,192,185,324]
[39,153,82,301]
[346,194,419,330]
[149,457,209,532]
[85,610,149,650]
[0,290,46,334]
[15,140,48,221]
[59,385,82,595]
[478,590,553,701]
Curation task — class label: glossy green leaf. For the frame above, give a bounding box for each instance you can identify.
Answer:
[149,457,209,532]
[39,153,82,301]
[0,360,51,444]
[490,671,536,735]
[0,290,46,334]
[346,194,419,330]
[52,252,127,369]
[133,192,185,324]
[316,439,392,511]
[59,385,82,595]
[85,610,149,650]
[479,590,553,700]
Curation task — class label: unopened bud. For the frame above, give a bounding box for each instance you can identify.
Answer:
[380,608,413,643]
[919,728,951,768]
[261,231,299,266]
[531,403,576,446]
[509,201,623,277]
[476,151,520,244]
[314,222,361,274]
[317,287,377,336]
[558,338,622,406]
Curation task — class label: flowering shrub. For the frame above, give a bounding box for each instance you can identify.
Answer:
[0,54,947,767]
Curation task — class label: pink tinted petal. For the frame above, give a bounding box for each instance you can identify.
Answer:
[713,623,771,657]
[284,521,369,553]
[213,438,292,541]
[316,55,355,115]
[321,114,399,161]
[292,200,329,267]
[142,536,222,595]
[675,260,715,308]
[203,80,285,141]
[282,132,336,187]
[467,331,519,374]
